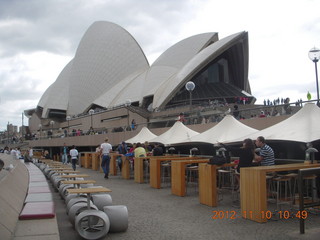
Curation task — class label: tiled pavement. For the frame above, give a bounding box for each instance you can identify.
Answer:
[55,166,320,240]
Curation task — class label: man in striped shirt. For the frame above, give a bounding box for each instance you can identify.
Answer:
[255,136,275,166]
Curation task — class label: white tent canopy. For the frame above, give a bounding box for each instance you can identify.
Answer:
[149,121,199,145]
[187,115,258,144]
[230,103,320,143]
[125,127,158,144]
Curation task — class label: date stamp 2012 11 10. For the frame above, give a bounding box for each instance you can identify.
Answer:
[211,210,308,220]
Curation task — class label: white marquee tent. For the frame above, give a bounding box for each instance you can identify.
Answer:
[230,103,320,143]
[149,121,199,145]
[125,127,158,144]
[186,114,258,144]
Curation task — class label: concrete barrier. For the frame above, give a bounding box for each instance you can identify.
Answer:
[0,153,60,240]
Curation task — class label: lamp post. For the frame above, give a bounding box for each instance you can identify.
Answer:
[21,112,24,141]
[308,47,320,106]
[89,109,94,132]
[38,124,42,140]
[185,81,195,110]
[7,122,9,145]
[125,99,131,131]
[66,116,71,137]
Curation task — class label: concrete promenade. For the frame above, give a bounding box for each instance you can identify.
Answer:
[55,165,320,240]
[1,152,319,240]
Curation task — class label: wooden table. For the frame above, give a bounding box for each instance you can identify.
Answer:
[134,156,200,184]
[47,163,64,167]
[40,159,54,163]
[149,156,205,189]
[67,187,112,209]
[59,174,90,179]
[198,162,236,207]
[54,170,81,174]
[61,180,96,188]
[110,153,120,176]
[49,167,73,170]
[80,152,93,168]
[134,157,146,183]
[240,162,320,223]
[171,159,209,196]
[121,156,131,179]
[91,152,100,171]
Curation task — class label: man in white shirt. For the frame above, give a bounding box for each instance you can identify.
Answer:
[10,148,17,160]
[100,137,113,179]
[69,145,79,171]
[29,147,33,159]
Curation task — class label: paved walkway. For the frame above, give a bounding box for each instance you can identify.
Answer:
[55,166,320,240]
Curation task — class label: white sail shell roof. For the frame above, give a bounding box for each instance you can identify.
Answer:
[38,21,149,116]
[93,32,218,108]
[37,21,249,119]
[38,60,72,118]
[153,32,248,108]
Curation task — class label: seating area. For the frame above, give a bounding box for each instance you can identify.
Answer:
[0,155,60,240]
[2,151,320,239]
[37,159,129,239]
[19,163,55,220]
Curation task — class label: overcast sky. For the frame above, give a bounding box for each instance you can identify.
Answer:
[0,0,319,131]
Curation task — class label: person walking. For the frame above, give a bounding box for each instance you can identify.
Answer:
[117,141,128,172]
[0,159,4,171]
[61,143,68,164]
[100,137,113,179]
[29,147,33,160]
[69,145,79,171]
[131,119,136,130]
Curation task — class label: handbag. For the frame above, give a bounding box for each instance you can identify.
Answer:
[209,155,226,165]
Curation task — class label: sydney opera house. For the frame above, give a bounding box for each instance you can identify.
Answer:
[21,20,319,161]
[25,21,254,135]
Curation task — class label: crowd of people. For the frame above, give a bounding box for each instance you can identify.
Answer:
[95,134,275,184]
[263,97,290,106]
[26,118,138,141]
[1,133,276,193]
[1,127,275,184]
[1,146,36,163]
[95,139,164,179]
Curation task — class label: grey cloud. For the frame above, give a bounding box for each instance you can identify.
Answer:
[0,0,199,129]
[0,0,196,58]
[253,81,316,101]
[0,73,42,103]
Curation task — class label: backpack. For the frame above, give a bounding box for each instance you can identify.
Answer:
[208,155,226,165]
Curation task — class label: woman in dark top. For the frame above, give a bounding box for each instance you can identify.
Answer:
[221,138,255,173]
